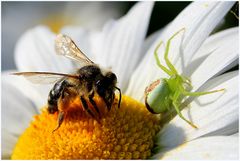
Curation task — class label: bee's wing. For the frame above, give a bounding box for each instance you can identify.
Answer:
[55,34,94,66]
[13,72,79,84]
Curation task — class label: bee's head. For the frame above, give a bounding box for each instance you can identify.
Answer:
[95,72,118,109]
[105,72,117,85]
[95,72,117,91]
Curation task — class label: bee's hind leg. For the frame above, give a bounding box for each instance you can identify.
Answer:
[52,111,64,133]
[80,96,95,118]
[52,87,73,133]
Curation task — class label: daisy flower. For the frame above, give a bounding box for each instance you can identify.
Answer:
[2,1,238,159]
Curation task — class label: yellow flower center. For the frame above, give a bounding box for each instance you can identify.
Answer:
[11,95,161,159]
[41,14,74,33]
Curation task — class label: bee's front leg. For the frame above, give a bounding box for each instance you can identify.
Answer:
[80,95,95,118]
[88,91,100,116]
[101,91,115,111]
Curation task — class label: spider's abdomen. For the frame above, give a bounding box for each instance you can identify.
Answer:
[145,79,171,114]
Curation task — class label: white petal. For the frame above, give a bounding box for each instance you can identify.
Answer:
[157,71,238,148]
[154,1,234,71]
[2,71,49,108]
[190,28,238,91]
[124,29,163,97]
[152,136,238,160]
[15,26,75,73]
[126,2,233,101]
[231,133,239,137]
[141,30,163,65]
[2,77,36,136]
[1,130,18,159]
[125,37,170,101]
[88,2,154,91]
[181,1,234,65]
[183,27,239,76]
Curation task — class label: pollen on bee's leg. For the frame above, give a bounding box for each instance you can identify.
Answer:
[11,95,161,159]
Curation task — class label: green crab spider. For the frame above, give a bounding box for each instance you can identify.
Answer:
[145,28,224,129]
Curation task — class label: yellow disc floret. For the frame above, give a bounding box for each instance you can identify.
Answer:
[11,95,161,159]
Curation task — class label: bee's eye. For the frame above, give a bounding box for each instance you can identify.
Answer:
[95,80,106,94]
[96,80,102,86]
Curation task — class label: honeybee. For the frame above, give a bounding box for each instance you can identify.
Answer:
[13,34,121,132]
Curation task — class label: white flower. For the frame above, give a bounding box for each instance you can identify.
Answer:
[2,2,124,70]
[2,1,238,159]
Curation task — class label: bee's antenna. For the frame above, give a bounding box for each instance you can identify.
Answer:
[114,87,122,108]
